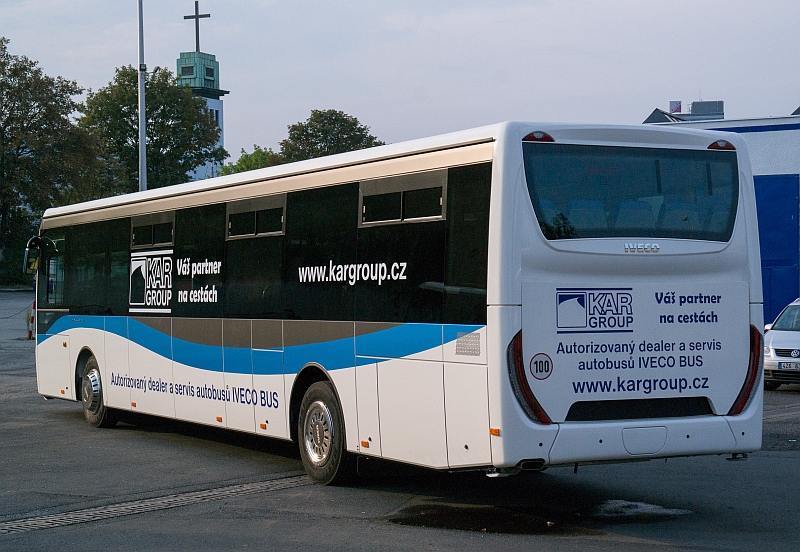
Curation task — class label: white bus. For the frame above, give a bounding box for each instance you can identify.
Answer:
[24,122,763,484]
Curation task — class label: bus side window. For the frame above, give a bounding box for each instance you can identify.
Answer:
[283,184,358,321]
[357,170,448,323]
[41,233,66,308]
[444,162,491,325]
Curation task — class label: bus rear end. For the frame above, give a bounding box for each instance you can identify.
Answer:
[491,123,762,470]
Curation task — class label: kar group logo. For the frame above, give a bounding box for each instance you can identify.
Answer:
[556,288,633,334]
[130,249,173,313]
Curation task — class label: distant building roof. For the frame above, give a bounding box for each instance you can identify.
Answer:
[643,108,686,124]
[644,101,725,123]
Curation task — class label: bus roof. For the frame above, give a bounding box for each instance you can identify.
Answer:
[41,121,744,225]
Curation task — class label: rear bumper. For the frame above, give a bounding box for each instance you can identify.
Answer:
[543,407,761,466]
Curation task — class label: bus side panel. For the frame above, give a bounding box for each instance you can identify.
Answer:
[444,362,491,467]
[355,361,382,456]
[377,358,448,468]
[251,319,286,439]
[173,318,225,426]
[129,317,175,418]
[36,333,72,399]
[252,350,286,438]
[222,319,257,433]
[104,316,131,410]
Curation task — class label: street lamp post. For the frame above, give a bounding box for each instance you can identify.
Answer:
[137,0,147,192]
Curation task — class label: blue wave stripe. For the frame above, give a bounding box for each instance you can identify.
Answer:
[105,316,128,338]
[253,349,283,376]
[355,323,442,358]
[35,316,484,374]
[223,346,252,375]
[284,336,354,375]
[173,337,221,372]
[40,314,105,337]
[128,318,172,360]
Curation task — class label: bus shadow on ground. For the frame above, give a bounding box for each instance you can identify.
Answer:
[112,409,301,459]
[105,409,692,536]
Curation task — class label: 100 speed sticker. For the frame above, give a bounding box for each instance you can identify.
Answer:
[530,353,553,380]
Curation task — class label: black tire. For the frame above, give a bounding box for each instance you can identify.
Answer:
[764,381,781,391]
[81,357,117,428]
[298,381,355,485]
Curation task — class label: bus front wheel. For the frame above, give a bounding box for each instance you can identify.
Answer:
[81,357,117,428]
[298,381,354,485]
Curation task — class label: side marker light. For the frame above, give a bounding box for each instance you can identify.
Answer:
[489,428,501,437]
[361,440,370,448]
[216,416,223,422]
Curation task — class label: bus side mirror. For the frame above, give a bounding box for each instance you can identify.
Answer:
[764,323,772,333]
[23,236,42,276]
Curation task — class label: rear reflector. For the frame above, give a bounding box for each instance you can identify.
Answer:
[708,139,736,151]
[522,131,555,143]
[727,325,762,416]
[507,330,552,424]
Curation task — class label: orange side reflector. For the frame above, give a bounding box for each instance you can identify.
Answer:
[62,342,67,348]
[216,416,223,422]
[489,427,501,437]
[259,423,267,430]
[360,440,370,448]
[131,402,137,408]
[60,389,65,395]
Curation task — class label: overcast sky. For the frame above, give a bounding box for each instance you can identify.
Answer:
[3,1,799,162]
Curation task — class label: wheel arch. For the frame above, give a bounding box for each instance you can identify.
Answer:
[289,363,340,443]
[74,347,96,401]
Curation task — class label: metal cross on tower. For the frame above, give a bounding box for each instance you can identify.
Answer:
[184,1,210,53]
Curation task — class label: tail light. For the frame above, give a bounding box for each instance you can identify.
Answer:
[522,131,555,143]
[708,139,736,151]
[727,325,762,416]
[507,330,551,424]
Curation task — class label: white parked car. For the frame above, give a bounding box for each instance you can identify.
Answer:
[763,299,800,390]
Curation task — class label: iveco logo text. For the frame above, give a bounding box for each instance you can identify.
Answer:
[624,243,660,253]
[557,288,634,334]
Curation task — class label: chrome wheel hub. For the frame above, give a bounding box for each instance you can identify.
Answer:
[82,369,101,414]
[303,400,333,466]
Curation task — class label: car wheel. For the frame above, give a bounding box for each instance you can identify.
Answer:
[298,381,354,485]
[81,357,117,428]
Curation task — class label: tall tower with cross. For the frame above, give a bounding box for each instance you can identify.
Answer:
[177,1,229,179]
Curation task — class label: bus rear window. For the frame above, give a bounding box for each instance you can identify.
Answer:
[523,143,739,241]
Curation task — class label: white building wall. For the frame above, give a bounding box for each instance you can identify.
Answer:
[662,116,800,177]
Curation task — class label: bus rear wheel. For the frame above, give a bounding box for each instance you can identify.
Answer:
[298,381,354,485]
[81,357,117,428]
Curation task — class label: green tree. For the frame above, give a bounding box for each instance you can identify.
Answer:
[219,144,283,176]
[0,37,97,284]
[80,65,227,191]
[279,109,384,163]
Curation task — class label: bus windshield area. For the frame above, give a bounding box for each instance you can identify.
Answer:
[772,305,800,331]
[523,143,739,241]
